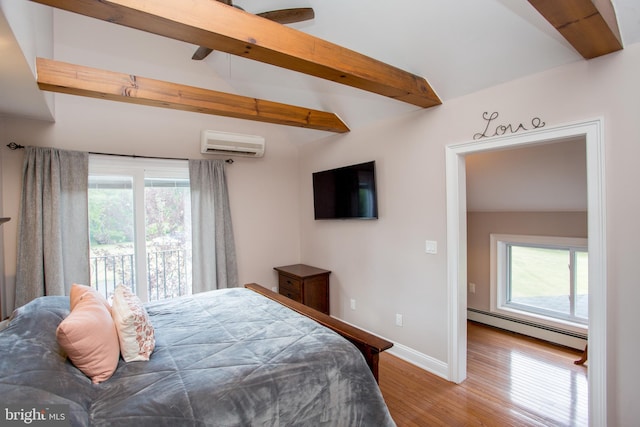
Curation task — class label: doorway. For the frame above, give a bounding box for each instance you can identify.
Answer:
[445,119,606,425]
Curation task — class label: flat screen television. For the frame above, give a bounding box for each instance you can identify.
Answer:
[312,161,378,220]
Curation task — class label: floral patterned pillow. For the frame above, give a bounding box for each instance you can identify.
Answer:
[111,284,155,362]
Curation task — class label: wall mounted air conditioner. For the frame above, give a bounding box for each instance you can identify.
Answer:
[200,130,265,158]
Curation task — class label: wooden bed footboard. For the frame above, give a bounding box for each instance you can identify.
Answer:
[245,283,393,382]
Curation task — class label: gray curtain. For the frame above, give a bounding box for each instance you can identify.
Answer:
[14,147,89,308]
[189,159,238,292]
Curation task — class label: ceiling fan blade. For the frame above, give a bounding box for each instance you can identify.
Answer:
[192,0,241,60]
[192,46,214,60]
[257,8,315,25]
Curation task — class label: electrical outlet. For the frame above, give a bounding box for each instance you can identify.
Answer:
[350,299,356,310]
[395,314,403,327]
[469,282,476,294]
[271,287,278,292]
[425,240,437,254]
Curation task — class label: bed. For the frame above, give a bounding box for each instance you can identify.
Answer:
[0,283,395,426]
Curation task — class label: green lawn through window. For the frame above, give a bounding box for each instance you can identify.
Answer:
[509,245,588,319]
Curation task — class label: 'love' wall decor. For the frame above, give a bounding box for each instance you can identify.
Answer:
[473,111,545,140]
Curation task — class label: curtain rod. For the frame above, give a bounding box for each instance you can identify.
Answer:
[6,142,234,164]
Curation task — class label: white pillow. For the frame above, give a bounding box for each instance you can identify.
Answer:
[111,284,155,362]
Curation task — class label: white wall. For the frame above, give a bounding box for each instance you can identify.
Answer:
[299,44,640,426]
[0,0,54,118]
[0,0,51,77]
[466,138,588,212]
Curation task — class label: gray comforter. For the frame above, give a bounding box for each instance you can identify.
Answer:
[0,288,395,426]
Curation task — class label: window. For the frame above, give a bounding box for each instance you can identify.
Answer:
[88,156,192,302]
[490,234,588,332]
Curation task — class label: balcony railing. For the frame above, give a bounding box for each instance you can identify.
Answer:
[90,248,192,301]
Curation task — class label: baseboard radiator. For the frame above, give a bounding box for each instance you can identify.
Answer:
[467,308,587,350]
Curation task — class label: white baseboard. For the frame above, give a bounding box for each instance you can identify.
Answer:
[467,309,587,350]
[386,342,449,380]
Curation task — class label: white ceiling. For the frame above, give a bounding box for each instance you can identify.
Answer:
[1,0,640,136]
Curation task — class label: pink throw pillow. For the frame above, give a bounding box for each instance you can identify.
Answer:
[57,291,120,383]
[111,284,155,362]
[70,283,111,313]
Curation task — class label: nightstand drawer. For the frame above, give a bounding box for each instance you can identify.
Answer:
[279,276,302,301]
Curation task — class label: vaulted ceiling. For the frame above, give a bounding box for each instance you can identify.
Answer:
[1,0,639,139]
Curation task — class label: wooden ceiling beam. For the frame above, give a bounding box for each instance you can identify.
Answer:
[527,0,623,59]
[36,58,350,133]
[29,0,441,108]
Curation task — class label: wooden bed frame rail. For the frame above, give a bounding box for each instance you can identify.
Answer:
[245,283,393,382]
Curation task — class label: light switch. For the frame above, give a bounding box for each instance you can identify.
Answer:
[425,240,437,254]
[395,314,403,327]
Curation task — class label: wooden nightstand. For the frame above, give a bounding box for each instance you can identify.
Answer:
[274,264,331,315]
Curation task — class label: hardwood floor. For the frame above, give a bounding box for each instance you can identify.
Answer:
[379,321,588,426]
